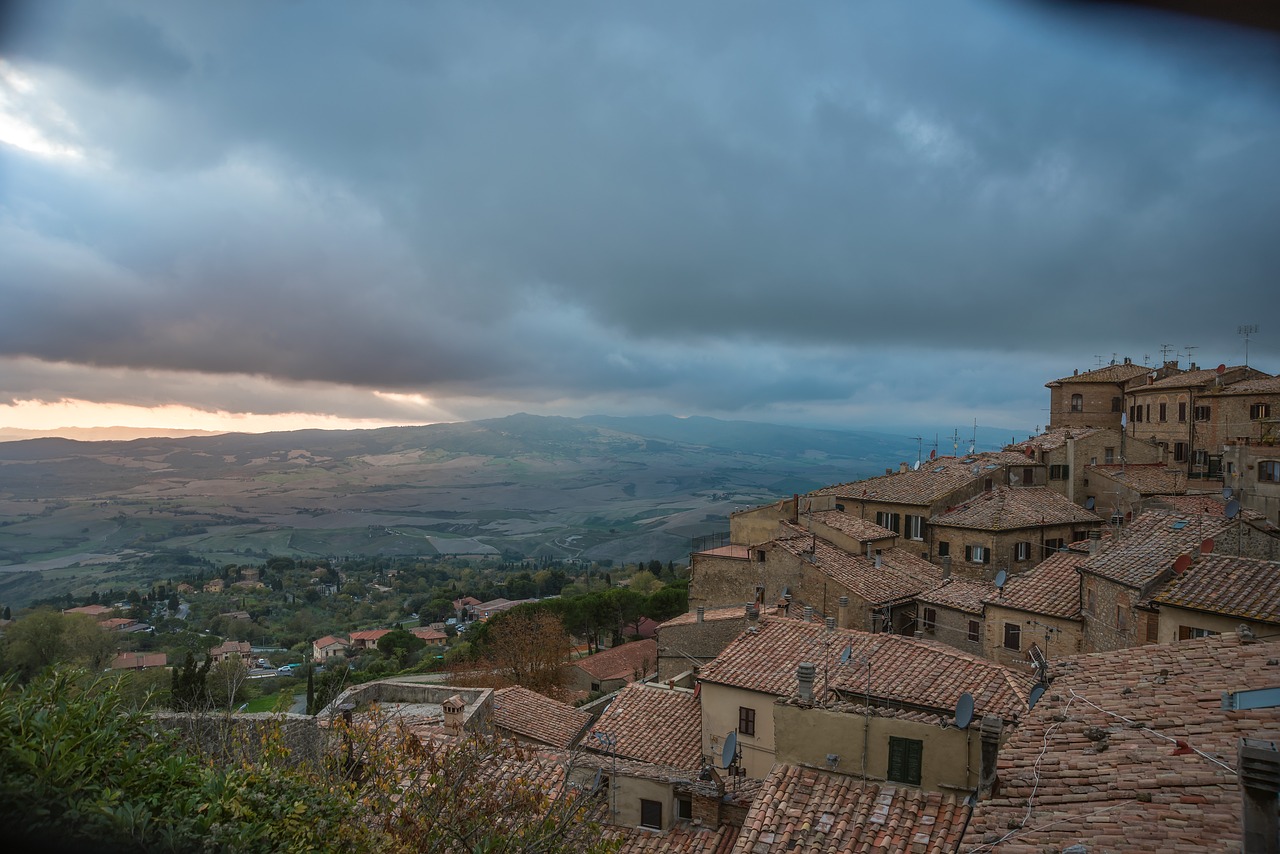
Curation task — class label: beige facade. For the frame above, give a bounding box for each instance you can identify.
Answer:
[1155,604,1279,645]
[773,701,984,795]
[1223,444,1280,528]
[1079,572,1150,653]
[687,544,792,613]
[699,682,777,779]
[1045,360,1151,431]
[931,523,1091,583]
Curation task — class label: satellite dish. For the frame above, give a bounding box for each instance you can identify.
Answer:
[1222,487,1233,500]
[1028,684,1046,710]
[1172,554,1193,575]
[994,570,1008,589]
[954,692,975,729]
[929,449,936,460]
[1225,499,1240,519]
[1216,363,1226,375]
[972,465,981,476]
[913,460,921,471]
[591,767,603,791]
[1084,497,1095,511]
[839,644,852,665]
[721,731,738,770]
[1200,538,1214,555]
[1121,413,1127,427]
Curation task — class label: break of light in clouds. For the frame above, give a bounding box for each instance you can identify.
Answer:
[1,1,1277,438]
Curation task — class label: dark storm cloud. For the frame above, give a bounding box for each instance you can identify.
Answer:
[1,1,1277,429]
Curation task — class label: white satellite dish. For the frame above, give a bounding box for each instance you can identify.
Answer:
[954,692,975,729]
[722,731,738,770]
[912,460,921,471]
[994,569,1008,589]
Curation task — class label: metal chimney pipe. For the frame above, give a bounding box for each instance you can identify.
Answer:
[797,662,816,702]
[696,606,704,623]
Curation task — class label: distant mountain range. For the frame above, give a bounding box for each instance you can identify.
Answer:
[0,413,1018,607]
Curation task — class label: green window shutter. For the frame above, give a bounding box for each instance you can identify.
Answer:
[888,737,923,786]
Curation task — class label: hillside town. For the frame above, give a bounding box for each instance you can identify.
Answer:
[398,355,1280,852]
[4,356,1280,852]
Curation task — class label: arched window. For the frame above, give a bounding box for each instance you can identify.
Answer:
[1070,394,1083,413]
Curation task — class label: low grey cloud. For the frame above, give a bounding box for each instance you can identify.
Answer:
[1,1,1277,434]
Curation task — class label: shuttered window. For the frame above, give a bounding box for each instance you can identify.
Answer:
[887,737,923,786]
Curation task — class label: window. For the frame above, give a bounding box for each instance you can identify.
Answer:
[1178,626,1216,641]
[967,620,980,643]
[1003,622,1021,651]
[1015,541,1031,562]
[676,797,693,822]
[1251,403,1272,420]
[1070,394,1083,413]
[1194,405,1211,422]
[1260,461,1280,483]
[1173,442,1188,463]
[1104,447,1115,464]
[1115,605,1128,632]
[984,477,993,491]
[922,607,937,632]
[1111,396,1122,412]
[1049,464,1070,480]
[640,799,662,830]
[1158,402,1167,422]
[937,541,949,557]
[1044,538,1065,553]
[875,511,901,534]
[1193,449,1208,467]
[1085,583,1096,615]
[1178,401,1187,422]
[1145,613,1159,643]
[738,706,756,737]
[1022,466,1035,485]
[904,514,924,540]
[591,682,601,693]
[887,737,923,786]
[965,545,989,564]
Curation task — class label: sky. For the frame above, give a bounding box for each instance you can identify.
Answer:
[1,1,1278,439]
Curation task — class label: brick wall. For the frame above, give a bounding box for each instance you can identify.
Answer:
[1080,573,1142,653]
[657,617,751,680]
[917,603,984,657]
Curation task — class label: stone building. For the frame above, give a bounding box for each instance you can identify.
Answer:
[915,574,991,658]
[927,486,1102,582]
[981,548,1088,669]
[655,605,753,681]
[1007,426,1162,505]
[1044,359,1153,431]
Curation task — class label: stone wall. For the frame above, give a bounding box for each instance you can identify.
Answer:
[657,616,751,681]
[152,712,324,768]
[918,602,984,658]
[1080,573,1142,653]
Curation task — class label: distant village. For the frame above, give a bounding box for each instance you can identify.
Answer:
[7,355,1280,851]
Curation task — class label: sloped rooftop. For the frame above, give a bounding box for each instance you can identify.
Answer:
[1152,554,1280,624]
[961,632,1280,853]
[733,765,969,854]
[1080,508,1239,588]
[1046,362,1152,386]
[1006,427,1104,453]
[698,617,1033,722]
[806,510,899,542]
[985,550,1085,620]
[810,453,1016,506]
[491,685,593,750]
[918,577,993,615]
[572,639,658,682]
[930,486,1100,531]
[776,526,942,607]
[1088,463,1188,496]
[588,683,703,771]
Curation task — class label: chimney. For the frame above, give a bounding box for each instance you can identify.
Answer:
[803,605,814,623]
[825,616,835,630]
[696,606,705,623]
[747,605,759,622]
[1239,738,1280,853]
[874,553,883,569]
[443,694,466,734]
[797,662,816,702]
[837,595,849,628]
[942,555,952,581]
[866,542,874,560]
[979,715,1003,795]
[792,493,800,525]
[1073,369,1079,376]
[886,468,893,476]
[1088,530,1102,555]
[1124,356,1131,364]
[899,462,909,473]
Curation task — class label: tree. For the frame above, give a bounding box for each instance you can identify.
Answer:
[377,628,425,663]
[170,652,213,711]
[0,610,115,680]
[628,569,661,596]
[466,610,571,697]
[209,657,252,713]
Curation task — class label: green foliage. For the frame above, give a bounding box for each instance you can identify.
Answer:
[170,652,213,712]
[376,628,425,662]
[0,609,117,680]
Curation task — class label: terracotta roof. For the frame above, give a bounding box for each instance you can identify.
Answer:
[1006,427,1103,452]
[918,577,993,614]
[775,530,942,607]
[1152,554,1280,624]
[1139,366,1252,391]
[65,604,113,617]
[985,550,1085,620]
[614,824,738,854]
[1204,374,1280,395]
[806,510,899,541]
[589,683,702,771]
[810,453,1017,506]
[491,685,593,749]
[733,765,969,854]
[930,487,1100,531]
[350,629,391,642]
[961,632,1280,853]
[659,606,750,629]
[99,617,136,630]
[698,618,1033,722]
[694,544,752,558]
[573,639,658,682]
[313,634,349,649]
[1079,508,1239,588]
[211,640,252,655]
[1148,493,1269,523]
[1046,363,1151,386]
[1088,464,1188,496]
[110,651,168,669]
[410,627,448,642]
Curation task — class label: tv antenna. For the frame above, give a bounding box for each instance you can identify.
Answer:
[912,436,923,467]
[1239,324,1259,367]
